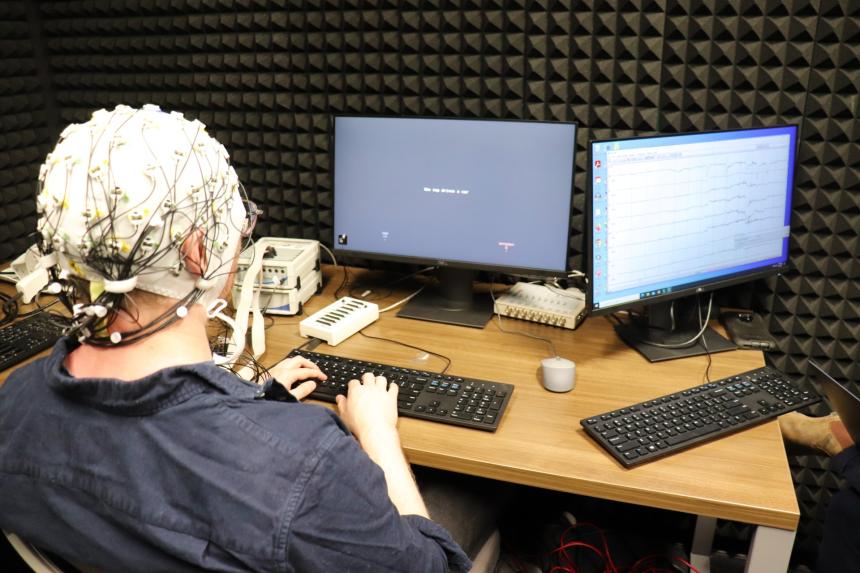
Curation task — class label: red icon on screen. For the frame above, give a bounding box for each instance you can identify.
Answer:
[595,176,602,184]
[594,160,601,168]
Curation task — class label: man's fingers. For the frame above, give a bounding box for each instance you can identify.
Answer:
[292,366,325,381]
[282,355,319,371]
[289,380,317,400]
[278,367,326,386]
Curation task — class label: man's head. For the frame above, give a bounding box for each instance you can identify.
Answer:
[37,104,253,344]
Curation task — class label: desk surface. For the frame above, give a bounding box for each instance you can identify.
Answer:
[0,267,799,532]
[262,267,798,531]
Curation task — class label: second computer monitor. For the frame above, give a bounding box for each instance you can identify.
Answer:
[589,125,797,360]
[333,116,577,327]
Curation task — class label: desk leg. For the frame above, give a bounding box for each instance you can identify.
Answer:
[690,515,715,573]
[744,525,795,573]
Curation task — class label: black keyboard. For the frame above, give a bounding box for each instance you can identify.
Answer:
[582,366,820,467]
[287,349,514,431]
[0,313,68,371]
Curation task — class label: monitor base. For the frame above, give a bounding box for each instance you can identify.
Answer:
[615,324,737,363]
[397,290,494,328]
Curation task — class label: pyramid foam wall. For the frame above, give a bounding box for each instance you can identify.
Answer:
[0,2,51,261]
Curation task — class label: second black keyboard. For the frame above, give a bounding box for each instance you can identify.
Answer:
[582,366,820,467]
[287,349,514,431]
[0,313,69,371]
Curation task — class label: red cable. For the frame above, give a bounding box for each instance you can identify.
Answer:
[629,553,662,572]
[629,553,701,573]
[673,556,701,573]
[550,521,701,573]
[556,522,619,573]
[552,539,609,573]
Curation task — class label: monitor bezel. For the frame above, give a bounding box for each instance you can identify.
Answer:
[331,114,578,278]
[586,124,799,316]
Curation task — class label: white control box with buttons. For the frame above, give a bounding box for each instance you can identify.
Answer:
[493,282,586,330]
[299,297,379,346]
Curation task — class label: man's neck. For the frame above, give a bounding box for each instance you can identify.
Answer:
[64,303,215,381]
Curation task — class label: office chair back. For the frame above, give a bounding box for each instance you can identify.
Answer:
[3,531,65,573]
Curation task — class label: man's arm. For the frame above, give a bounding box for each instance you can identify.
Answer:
[336,373,428,517]
[286,418,471,573]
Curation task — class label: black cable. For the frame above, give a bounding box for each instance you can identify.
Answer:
[606,313,624,327]
[17,296,62,318]
[636,293,714,350]
[702,342,713,383]
[700,300,713,383]
[333,265,351,299]
[224,351,271,384]
[488,276,558,357]
[0,293,20,327]
[358,329,453,374]
[263,314,275,330]
[294,337,322,352]
[348,283,392,301]
[68,287,204,347]
[348,265,437,301]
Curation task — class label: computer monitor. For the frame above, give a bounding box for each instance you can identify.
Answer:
[333,116,577,328]
[588,125,798,361]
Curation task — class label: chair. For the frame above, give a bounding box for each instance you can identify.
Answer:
[3,531,65,573]
[469,529,501,573]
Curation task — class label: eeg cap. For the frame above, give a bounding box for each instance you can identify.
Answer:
[37,104,248,308]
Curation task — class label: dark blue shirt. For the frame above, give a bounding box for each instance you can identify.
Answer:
[0,338,471,572]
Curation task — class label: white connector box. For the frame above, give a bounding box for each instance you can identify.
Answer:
[232,238,323,316]
[252,269,323,316]
[234,238,320,291]
[300,297,379,346]
[493,282,586,330]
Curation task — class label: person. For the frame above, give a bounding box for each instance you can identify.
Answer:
[0,105,472,572]
[780,411,858,572]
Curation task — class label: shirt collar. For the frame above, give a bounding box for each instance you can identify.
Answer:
[46,337,265,415]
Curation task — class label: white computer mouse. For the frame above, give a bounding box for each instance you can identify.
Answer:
[541,356,576,393]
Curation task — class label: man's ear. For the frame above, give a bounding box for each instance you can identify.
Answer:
[180,228,207,276]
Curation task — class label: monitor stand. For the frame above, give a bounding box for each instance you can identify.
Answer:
[615,296,737,362]
[397,267,493,329]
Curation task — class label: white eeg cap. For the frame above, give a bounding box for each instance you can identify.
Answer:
[36,104,248,308]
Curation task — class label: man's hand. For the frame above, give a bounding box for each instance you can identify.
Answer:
[335,372,399,442]
[336,373,428,517]
[268,355,326,400]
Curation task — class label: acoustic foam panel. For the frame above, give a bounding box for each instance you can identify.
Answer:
[0,2,51,262]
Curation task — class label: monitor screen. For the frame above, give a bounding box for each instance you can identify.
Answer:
[589,125,797,315]
[333,116,576,275]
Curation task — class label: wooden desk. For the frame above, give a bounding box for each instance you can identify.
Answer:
[0,267,798,572]
[261,267,798,573]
